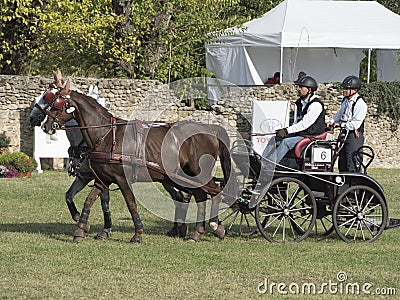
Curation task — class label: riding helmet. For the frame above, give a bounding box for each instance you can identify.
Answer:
[294,75,318,91]
[341,75,361,90]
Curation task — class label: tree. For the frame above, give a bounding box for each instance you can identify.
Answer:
[0,0,282,80]
[0,0,43,74]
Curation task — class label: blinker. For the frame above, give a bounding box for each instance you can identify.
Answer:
[54,97,65,110]
[43,88,59,103]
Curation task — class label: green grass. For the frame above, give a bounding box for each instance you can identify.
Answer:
[0,170,399,299]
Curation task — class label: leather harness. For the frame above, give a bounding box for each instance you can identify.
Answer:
[67,119,221,194]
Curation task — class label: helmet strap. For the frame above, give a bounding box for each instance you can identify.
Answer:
[300,88,313,100]
[348,89,357,99]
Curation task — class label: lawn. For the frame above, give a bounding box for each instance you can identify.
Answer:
[0,169,399,299]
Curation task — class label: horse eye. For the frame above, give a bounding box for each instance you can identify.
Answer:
[54,98,65,110]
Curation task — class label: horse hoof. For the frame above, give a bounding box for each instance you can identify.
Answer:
[73,228,85,243]
[130,234,142,243]
[167,224,187,238]
[177,224,188,238]
[166,225,179,237]
[213,225,225,239]
[96,230,110,240]
[187,231,201,242]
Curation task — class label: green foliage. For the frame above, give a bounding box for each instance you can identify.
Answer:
[0,0,281,79]
[3,0,397,106]
[332,81,400,132]
[0,0,42,74]
[0,151,38,173]
[0,132,10,148]
[361,81,400,131]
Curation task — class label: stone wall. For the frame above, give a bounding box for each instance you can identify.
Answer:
[0,75,399,169]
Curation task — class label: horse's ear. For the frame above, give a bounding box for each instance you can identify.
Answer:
[53,70,63,87]
[65,79,71,92]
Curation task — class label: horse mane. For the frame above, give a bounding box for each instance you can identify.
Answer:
[70,89,113,119]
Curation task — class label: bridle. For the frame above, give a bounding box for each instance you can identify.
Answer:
[34,84,59,116]
[40,85,76,129]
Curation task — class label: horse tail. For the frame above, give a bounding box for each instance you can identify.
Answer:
[214,125,237,203]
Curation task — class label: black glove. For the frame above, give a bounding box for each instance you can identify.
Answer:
[275,128,288,138]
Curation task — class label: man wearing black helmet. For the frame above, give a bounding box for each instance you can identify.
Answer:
[327,75,367,172]
[262,75,326,167]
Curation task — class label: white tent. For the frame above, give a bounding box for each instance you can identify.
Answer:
[206,0,400,87]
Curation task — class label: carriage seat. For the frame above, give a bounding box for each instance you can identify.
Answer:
[287,131,334,159]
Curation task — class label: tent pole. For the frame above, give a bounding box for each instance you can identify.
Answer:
[367,48,371,83]
[280,46,283,83]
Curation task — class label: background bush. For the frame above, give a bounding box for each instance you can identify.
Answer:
[0,152,38,173]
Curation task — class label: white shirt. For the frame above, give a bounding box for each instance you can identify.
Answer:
[331,93,367,131]
[287,95,323,134]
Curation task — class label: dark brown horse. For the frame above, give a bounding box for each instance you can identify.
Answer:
[41,80,236,243]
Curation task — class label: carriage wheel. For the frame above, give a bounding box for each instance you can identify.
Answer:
[333,185,388,243]
[255,177,317,242]
[219,200,258,238]
[219,179,259,238]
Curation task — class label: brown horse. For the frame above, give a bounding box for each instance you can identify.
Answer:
[41,80,236,243]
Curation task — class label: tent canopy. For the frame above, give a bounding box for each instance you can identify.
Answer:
[206,0,400,86]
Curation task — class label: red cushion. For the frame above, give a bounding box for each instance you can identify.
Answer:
[293,131,333,158]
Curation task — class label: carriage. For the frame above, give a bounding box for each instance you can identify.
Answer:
[218,126,400,243]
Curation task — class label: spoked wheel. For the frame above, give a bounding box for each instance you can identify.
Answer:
[219,179,259,237]
[333,185,388,243]
[219,200,258,237]
[255,177,317,242]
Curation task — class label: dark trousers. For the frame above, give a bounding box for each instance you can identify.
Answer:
[338,131,364,172]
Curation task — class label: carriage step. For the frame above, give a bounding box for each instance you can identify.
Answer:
[246,187,260,195]
[386,218,400,230]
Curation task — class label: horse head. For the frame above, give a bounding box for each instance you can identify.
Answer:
[29,70,63,127]
[41,79,109,138]
[41,79,78,134]
[31,70,100,128]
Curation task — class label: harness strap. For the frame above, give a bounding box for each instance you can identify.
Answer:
[88,151,135,163]
[145,161,221,195]
[87,159,109,190]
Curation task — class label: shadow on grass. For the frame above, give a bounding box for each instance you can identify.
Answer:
[0,218,177,239]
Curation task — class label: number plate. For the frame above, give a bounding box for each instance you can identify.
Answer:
[311,146,332,163]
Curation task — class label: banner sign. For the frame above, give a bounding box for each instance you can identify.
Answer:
[251,100,290,155]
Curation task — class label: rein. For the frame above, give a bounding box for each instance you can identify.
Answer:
[63,121,133,130]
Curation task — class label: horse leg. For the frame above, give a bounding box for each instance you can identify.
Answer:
[96,189,112,239]
[66,176,91,222]
[118,181,143,243]
[163,184,190,238]
[209,195,225,239]
[188,200,206,242]
[172,198,189,238]
[73,185,103,243]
